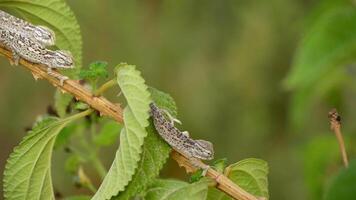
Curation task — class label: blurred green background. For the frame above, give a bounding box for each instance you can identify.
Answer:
[1,0,356,199]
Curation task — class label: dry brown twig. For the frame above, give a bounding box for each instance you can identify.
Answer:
[328,108,349,168]
[0,46,259,200]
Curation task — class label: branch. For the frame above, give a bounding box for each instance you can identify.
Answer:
[0,46,259,200]
[172,152,260,200]
[328,108,349,168]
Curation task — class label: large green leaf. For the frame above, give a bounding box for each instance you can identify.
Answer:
[114,121,171,200]
[284,2,356,129]
[226,158,269,198]
[116,63,151,127]
[302,136,343,199]
[93,65,151,199]
[285,5,356,89]
[325,161,356,200]
[3,111,88,200]
[92,107,148,200]
[148,87,178,117]
[145,179,210,200]
[207,158,269,200]
[0,0,83,69]
[113,88,177,200]
[288,70,345,130]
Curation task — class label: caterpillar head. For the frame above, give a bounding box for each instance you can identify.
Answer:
[191,140,214,160]
[45,50,74,69]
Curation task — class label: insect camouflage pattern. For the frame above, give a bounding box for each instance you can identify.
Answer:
[0,10,74,84]
[149,102,214,160]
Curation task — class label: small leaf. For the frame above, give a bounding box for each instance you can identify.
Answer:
[3,112,87,200]
[74,102,89,111]
[212,158,228,173]
[226,158,269,198]
[93,121,122,146]
[190,169,204,183]
[0,0,83,69]
[79,61,109,82]
[145,178,210,200]
[54,90,73,118]
[207,158,269,200]
[116,63,151,127]
[325,161,356,200]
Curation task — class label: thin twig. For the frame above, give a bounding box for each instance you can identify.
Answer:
[0,46,259,200]
[95,78,117,96]
[328,108,349,168]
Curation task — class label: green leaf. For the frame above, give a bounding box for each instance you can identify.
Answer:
[114,121,171,200]
[207,188,231,200]
[93,107,149,199]
[116,63,151,127]
[113,88,176,200]
[79,61,109,82]
[288,74,344,130]
[285,5,356,89]
[325,161,356,200]
[149,87,178,117]
[226,158,269,198]
[302,136,341,199]
[74,102,89,111]
[284,3,356,129]
[212,158,228,173]
[0,0,83,70]
[93,121,122,146]
[145,178,210,200]
[3,111,88,200]
[208,158,269,200]
[93,64,151,200]
[304,0,350,29]
[190,169,204,183]
[54,90,73,118]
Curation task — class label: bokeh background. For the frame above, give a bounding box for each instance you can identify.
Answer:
[1,0,355,199]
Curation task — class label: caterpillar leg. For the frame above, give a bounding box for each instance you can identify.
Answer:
[182,131,190,137]
[161,109,182,126]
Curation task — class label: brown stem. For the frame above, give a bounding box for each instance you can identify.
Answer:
[0,46,259,200]
[328,108,349,168]
[171,151,259,200]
